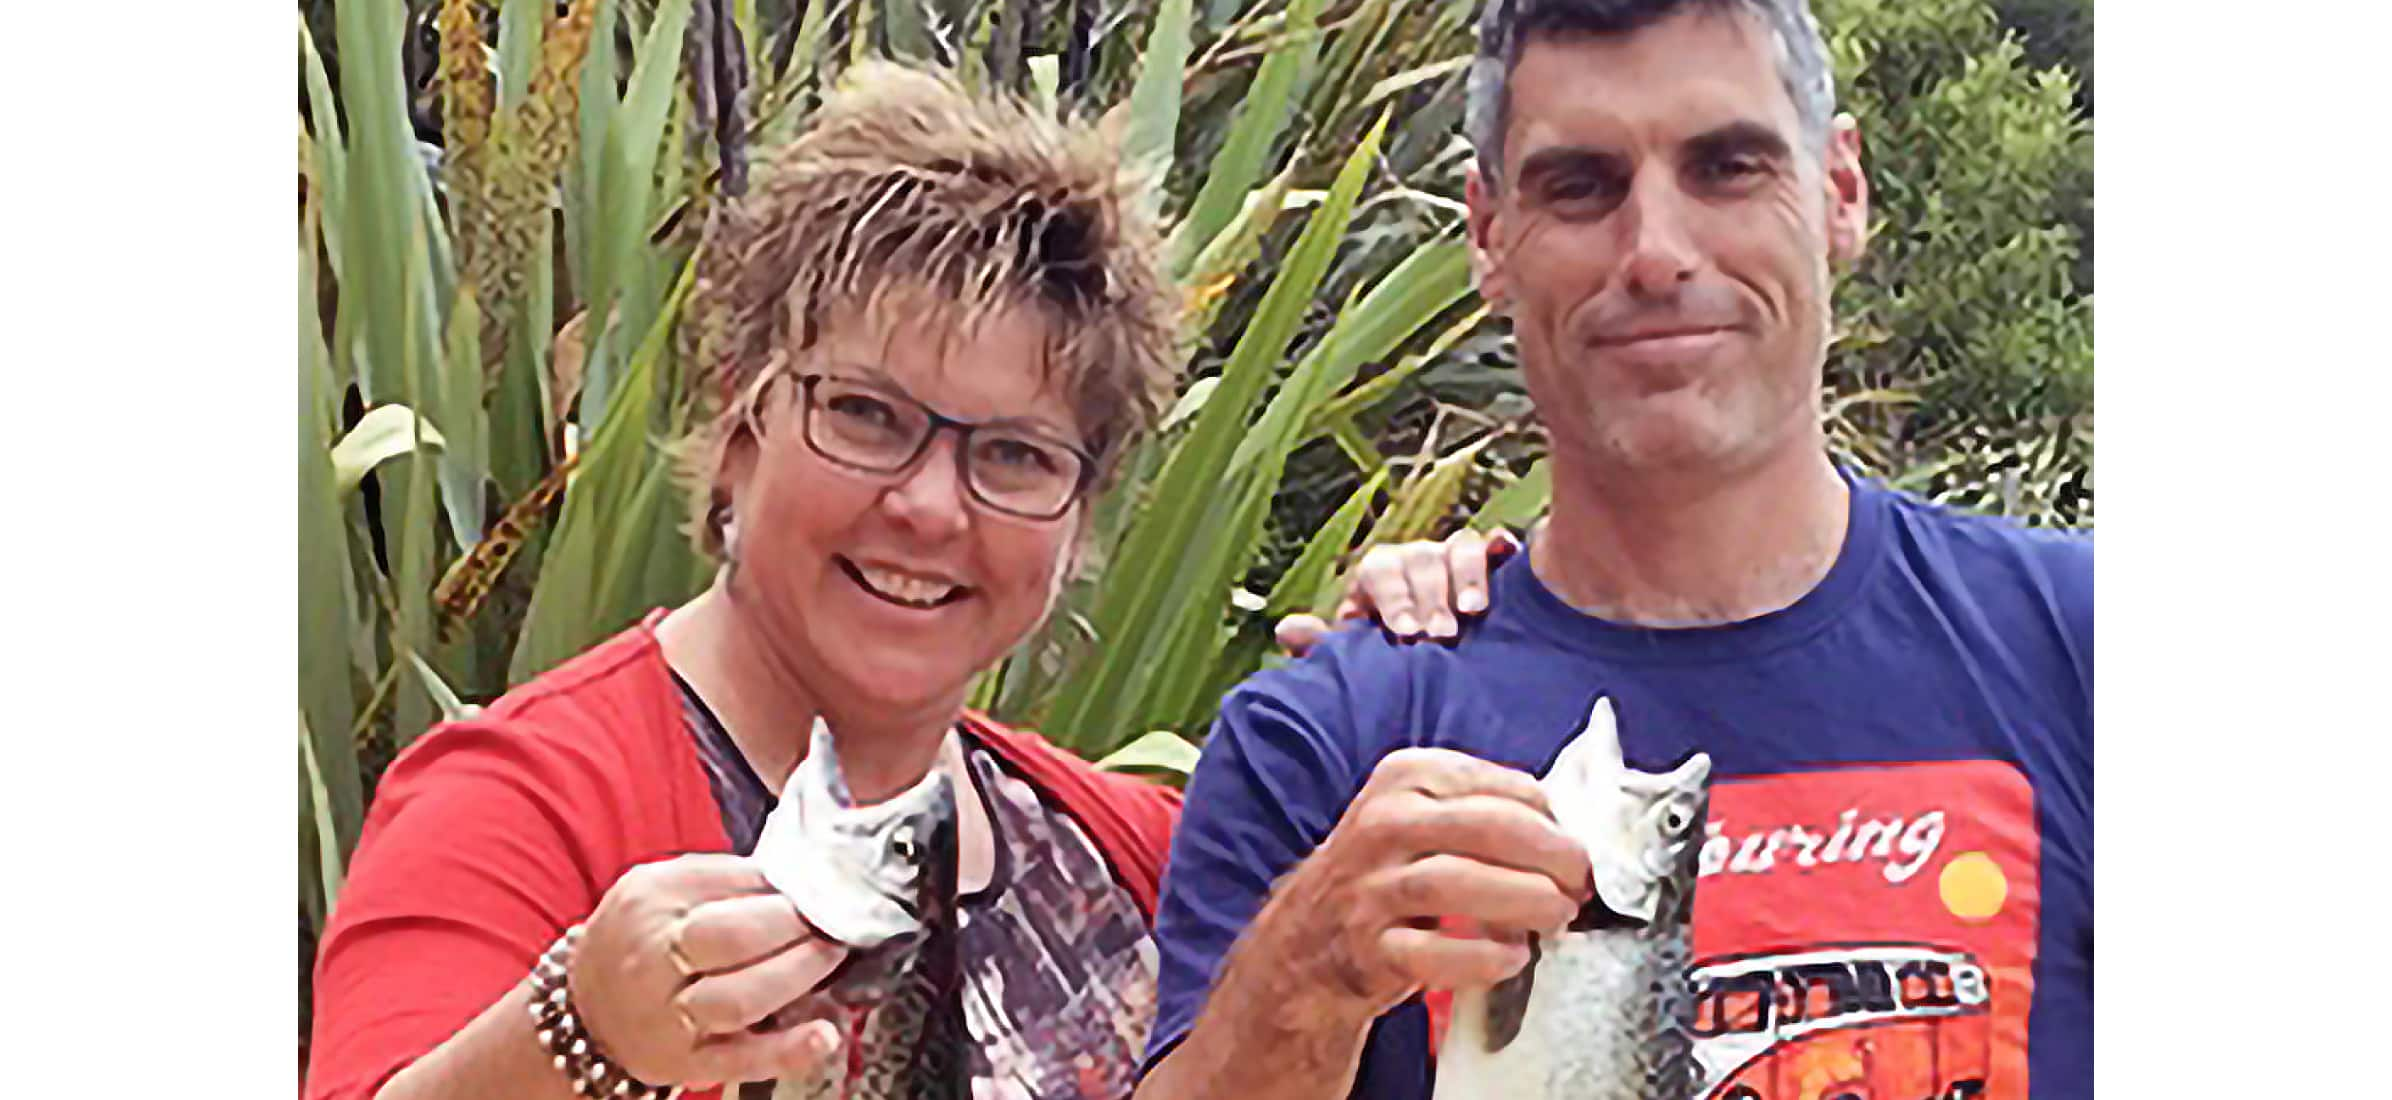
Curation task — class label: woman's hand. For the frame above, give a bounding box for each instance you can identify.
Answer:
[1274,527,1523,658]
[569,854,850,1090]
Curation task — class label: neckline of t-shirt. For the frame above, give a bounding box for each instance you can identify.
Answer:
[669,668,777,813]
[953,736,1013,909]
[1496,465,1889,665]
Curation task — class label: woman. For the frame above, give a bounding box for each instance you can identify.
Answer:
[305,63,1510,1100]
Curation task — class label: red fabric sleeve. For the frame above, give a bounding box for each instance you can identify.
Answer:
[303,717,635,1100]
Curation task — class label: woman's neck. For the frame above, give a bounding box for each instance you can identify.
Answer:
[656,584,821,796]
[655,581,995,891]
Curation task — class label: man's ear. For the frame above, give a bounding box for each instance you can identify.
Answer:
[1465,164,1511,313]
[1824,114,1870,267]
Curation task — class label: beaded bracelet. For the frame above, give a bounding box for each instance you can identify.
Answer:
[526,925,683,1099]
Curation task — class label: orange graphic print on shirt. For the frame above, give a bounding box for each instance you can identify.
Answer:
[1688,761,2038,1100]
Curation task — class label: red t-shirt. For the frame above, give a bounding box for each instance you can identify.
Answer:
[304,612,1181,1100]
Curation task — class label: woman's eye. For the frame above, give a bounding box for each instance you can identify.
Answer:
[984,438,1058,472]
[827,393,899,427]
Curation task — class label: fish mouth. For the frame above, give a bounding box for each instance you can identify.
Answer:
[1569,892,1652,933]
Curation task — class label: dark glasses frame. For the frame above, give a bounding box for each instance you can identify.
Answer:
[761,368,1097,522]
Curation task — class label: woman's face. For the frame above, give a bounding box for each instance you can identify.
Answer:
[723,293,1085,724]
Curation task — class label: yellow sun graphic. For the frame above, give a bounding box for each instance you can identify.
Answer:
[1939,851,2007,921]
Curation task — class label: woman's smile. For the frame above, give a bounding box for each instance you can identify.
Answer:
[836,555,974,610]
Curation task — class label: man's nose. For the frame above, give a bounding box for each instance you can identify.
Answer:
[1615,170,1701,298]
[877,432,972,540]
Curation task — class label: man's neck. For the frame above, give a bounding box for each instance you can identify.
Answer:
[1531,442,1851,628]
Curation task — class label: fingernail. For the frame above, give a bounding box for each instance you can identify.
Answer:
[1458,588,1486,614]
[1429,613,1458,637]
[1389,613,1419,636]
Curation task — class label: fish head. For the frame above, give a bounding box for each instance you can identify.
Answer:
[817,773,961,1007]
[763,720,959,950]
[1621,750,1710,925]
[1544,697,1712,928]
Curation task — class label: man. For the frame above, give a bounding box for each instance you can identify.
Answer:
[1135,2,2092,1098]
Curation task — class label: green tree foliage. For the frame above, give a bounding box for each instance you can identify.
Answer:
[1818,0,2094,525]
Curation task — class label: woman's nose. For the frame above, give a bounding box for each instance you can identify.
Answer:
[876,431,973,539]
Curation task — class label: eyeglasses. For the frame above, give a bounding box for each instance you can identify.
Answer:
[770,371,1096,521]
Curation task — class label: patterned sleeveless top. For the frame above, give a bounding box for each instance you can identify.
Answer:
[676,677,1159,1099]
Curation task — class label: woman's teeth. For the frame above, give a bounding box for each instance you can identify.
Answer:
[854,563,963,608]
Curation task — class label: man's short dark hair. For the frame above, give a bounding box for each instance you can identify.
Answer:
[1466,0,1836,188]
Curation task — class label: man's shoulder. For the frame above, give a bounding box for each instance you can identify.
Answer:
[1871,487,2093,707]
[1877,486,2092,610]
[1210,613,1567,772]
[1217,622,1438,730]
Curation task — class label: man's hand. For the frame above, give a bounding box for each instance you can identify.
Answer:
[1256,747,1592,1015]
[1138,748,1592,1100]
[1275,528,1523,658]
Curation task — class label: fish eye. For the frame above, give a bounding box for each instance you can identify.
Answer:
[890,824,918,863]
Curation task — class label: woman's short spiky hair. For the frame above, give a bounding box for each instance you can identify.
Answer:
[677,62,1180,557]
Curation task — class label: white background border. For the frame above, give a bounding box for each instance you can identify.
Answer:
[2,1,2386,1093]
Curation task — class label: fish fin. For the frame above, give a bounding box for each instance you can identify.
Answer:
[1549,695,1625,788]
[1482,935,1539,1053]
[1619,750,1711,794]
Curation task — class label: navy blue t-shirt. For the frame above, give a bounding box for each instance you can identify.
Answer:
[1142,474,2092,1099]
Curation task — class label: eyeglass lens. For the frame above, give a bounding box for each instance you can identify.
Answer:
[805,378,1085,518]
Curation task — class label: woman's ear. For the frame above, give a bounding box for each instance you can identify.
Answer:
[720,504,743,563]
[716,356,789,525]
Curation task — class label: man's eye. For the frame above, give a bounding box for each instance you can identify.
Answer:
[1701,155,1767,184]
[1545,174,1611,203]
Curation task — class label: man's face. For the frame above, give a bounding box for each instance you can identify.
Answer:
[1466,7,1867,478]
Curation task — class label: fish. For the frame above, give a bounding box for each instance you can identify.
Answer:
[753,720,966,1099]
[1433,697,1712,1100]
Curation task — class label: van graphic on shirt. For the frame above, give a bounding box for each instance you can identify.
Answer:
[1690,943,1993,1099]
[1684,761,2038,1100]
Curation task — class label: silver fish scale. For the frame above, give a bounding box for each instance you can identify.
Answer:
[775,941,966,1100]
[1435,698,1712,1100]
[846,867,966,1097]
[1528,923,1701,1099]
[850,969,940,1098]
